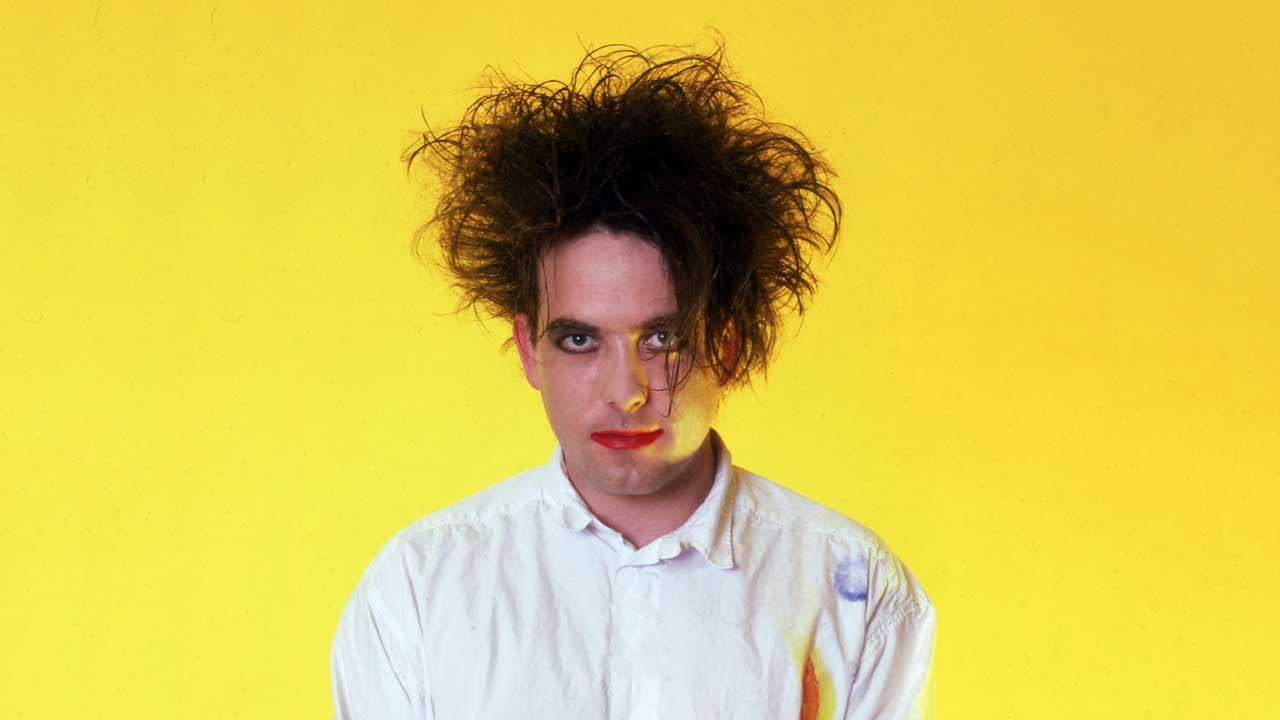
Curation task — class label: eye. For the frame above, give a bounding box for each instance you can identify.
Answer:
[641,330,677,354]
[556,333,598,353]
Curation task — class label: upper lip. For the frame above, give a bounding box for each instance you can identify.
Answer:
[593,429,661,436]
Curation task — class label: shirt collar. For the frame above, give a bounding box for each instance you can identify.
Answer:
[542,430,737,570]
[546,448,594,533]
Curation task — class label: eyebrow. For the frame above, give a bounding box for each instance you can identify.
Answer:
[544,314,677,336]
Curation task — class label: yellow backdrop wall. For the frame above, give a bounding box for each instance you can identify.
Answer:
[3,1,1277,717]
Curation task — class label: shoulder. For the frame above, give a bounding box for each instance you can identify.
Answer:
[356,463,550,584]
[732,466,934,623]
[732,466,882,550]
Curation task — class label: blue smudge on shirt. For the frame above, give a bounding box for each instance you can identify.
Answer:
[833,555,868,602]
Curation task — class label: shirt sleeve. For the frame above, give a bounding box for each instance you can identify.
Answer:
[331,537,431,720]
[844,551,937,720]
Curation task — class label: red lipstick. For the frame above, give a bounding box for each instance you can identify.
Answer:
[591,429,663,450]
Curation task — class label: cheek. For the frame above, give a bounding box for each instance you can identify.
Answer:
[537,355,594,422]
[645,352,700,393]
[642,360,671,393]
[666,369,722,426]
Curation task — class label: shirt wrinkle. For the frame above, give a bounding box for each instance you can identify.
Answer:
[866,597,933,648]
[363,585,423,703]
[400,492,548,540]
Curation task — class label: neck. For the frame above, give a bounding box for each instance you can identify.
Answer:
[572,435,718,549]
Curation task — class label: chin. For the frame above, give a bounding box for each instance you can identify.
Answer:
[590,461,672,497]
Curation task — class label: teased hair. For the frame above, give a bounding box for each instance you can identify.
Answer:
[405,41,841,389]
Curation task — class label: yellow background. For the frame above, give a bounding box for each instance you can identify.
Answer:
[3,2,1277,717]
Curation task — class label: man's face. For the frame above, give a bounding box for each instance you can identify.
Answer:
[514,227,723,500]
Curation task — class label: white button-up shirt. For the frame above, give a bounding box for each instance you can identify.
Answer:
[332,433,935,719]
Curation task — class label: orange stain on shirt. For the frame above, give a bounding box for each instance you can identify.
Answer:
[799,655,820,720]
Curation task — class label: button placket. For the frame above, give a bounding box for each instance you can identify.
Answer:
[609,562,664,720]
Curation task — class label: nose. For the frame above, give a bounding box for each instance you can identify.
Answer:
[601,345,648,413]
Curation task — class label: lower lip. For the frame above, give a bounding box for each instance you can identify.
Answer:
[591,430,663,450]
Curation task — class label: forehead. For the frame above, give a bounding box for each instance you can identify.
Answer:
[538,228,676,324]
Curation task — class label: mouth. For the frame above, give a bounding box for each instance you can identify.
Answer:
[590,429,664,450]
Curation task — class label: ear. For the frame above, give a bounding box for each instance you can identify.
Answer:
[512,313,541,391]
[716,319,743,386]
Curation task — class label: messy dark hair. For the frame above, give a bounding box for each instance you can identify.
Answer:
[405,41,841,389]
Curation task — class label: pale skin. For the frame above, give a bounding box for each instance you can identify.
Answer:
[513,226,731,549]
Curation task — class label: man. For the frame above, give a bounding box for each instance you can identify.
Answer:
[332,44,935,719]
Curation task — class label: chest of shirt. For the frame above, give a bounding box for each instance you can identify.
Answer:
[415,522,868,719]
